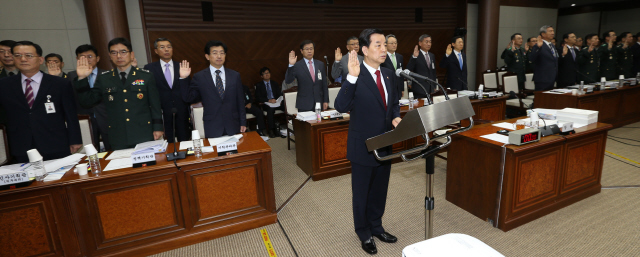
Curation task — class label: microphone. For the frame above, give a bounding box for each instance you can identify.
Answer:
[396,69,433,105]
[575,69,597,84]
[324,55,331,85]
[402,69,449,100]
[456,77,469,89]
[166,108,186,161]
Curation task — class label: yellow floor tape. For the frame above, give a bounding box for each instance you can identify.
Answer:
[260,228,277,257]
[606,150,640,165]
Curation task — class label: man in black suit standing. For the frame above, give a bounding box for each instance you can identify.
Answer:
[529,25,559,91]
[631,32,640,76]
[439,36,468,90]
[144,38,190,143]
[381,34,405,99]
[332,36,364,81]
[67,44,110,151]
[180,40,246,138]
[335,28,401,255]
[0,41,82,162]
[406,34,436,97]
[285,40,328,112]
[557,32,579,88]
[255,67,285,138]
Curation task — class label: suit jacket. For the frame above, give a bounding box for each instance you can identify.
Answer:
[143,61,190,113]
[0,72,82,159]
[334,64,400,167]
[406,51,436,96]
[181,67,246,138]
[255,80,282,103]
[285,58,328,111]
[528,42,558,88]
[381,52,405,98]
[331,52,364,79]
[557,46,579,87]
[631,43,640,76]
[67,70,108,117]
[439,51,468,90]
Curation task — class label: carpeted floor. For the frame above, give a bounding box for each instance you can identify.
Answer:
[151,122,640,257]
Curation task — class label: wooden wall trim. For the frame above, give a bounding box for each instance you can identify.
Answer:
[468,0,559,9]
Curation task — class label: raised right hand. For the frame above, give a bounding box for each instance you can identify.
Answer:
[413,45,419,58]
[47,62,61,76]
[536,35,543,48]
[588,44,595,53]
[179,60,191,79]
[608,37,614,49]
[446,44,452,56]
[288,50,297,66]
[347,50,360,77]
[76,56,92,80]
[506,40,512,50]
[335,47,343,62]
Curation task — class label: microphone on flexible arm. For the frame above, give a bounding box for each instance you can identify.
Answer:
[324,56,331,85]
[396,69,433,105]
[166,108,186,162]
[456,77,469,90]
[402,69,449,100]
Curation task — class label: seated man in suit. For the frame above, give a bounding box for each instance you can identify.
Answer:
[528,25,559,91]
[0,41,82,162]
[286,40,328,112]
[179,40,246,138]
[380,34,405,99]
[242,84,267,137]
[406,34,436,98]
[335,28,402,255]
[67,44,110,151]
[439,36,468,90]
[332,36,364,80]
[44,53,67,78]
[255,67,285,138]
[144,38,191,143]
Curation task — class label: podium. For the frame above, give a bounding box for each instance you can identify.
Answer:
[366,95,475,239]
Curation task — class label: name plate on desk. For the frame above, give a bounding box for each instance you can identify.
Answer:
[217,142,238,156]
[0,171,30,186]
[131,152,156,168]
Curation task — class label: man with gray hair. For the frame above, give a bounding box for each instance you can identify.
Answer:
[406,34,436,97]
[143,38,191,142]
[332,36,364,80]
[528,25,558,91]
[381,34,405,99]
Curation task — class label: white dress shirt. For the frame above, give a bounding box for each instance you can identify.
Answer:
[21,71,44,97]
[346,61,388,104]
[160,59,174,83]
[209,65,226,90]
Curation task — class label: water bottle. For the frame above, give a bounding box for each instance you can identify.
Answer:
[315,102,322,122]
[408,92,414,109]
[26,149,46,181]
[192,130,202,158]
[478,84,484,99]
[579,81,584,95]
[84,144,101,174]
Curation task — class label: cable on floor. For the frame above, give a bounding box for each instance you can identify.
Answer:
[277,219,299,257]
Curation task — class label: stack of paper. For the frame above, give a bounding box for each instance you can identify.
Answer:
[296,111,317,121]
[133,139,168,154]
[106,148,135,160]
[208,134,243,146]
[264,96,283,108]
[104,158,133,171]
[556,108,598,126]
[480,133,510,144]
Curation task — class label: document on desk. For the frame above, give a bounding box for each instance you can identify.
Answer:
[104,158,133,171]
[208,134,243,146]
[264,96,283,108]
[492,122,515,130]
[480,133,510,144]
[44,153,84,174]
[106,148,135,160]
[179,139,203,150]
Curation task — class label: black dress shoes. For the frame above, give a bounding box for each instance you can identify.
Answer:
[268,130,276,138]
[374,232,397,243]
[274,129,286,138]
[361,237,377,255]
[257,130,266,137]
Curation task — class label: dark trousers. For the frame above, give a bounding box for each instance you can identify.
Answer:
[13,139,69,163]
[91,115,111,151]
[534,82,555,91]
[351,162,392,242]
[162,109,190,143]
[245,105,266,131]
[261,104,285,130]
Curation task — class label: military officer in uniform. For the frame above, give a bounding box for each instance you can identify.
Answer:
[74,38,163,150]
[577,33,600,83]
[616,32,634,78]
[598,30,617,80]
[44,53,68,79]
[501,33,528,90]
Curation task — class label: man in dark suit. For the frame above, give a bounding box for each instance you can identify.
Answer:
[529,25,559,91]
[615,32,634,79]
[67,44,110,151]
[44,53,68,79]
[242,84,267,137]
[557,32,579,88]
[381,34,405,99]
[285,40,329,112]
[0,40,18,78]
[332,36,364,80]
[180,40,246,138]
[0,41,82,162]
[335,28,401,255]
[631,32,640,76]
[406,34,436,97]
[144,38,190,143]
[439,36,468,90]
[255,67,285,138]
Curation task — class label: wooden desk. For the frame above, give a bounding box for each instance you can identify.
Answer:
[294,96,507,181]
[446,119,611,231]
[0,132,275,257]
[535,86,640,128]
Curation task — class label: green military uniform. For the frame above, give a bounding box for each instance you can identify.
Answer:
[576,46,600,83]
[74,66,163,150]
[0,67,18,78]
[598,43,617,80]
[616,44,633,78]
[526,48,534,72]
[501,47,527,89]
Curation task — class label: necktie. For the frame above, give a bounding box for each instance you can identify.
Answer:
[266,81,273,99]
[25,79,34,108]
[120,72,127,85]
[8,71,15,76]
[570,47,576,60]
[88,73,95,88]
[457,53,463,70]
[550,44,557,58]
[308,60,315,82]
[425,53,431,69]
[391,53,397,69]
[164,63,173,88]
[215,70,225,99]
[375,70,386,110]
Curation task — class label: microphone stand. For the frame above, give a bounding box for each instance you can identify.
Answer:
[398,71,433,105]
[166,110,186,162]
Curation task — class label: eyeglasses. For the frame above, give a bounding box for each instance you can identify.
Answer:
[157,46,172,50]
[78,55,95,59]
[109,50,130,56]
[13,54,39,59]
[0,49,10,54]
[209,51,226,56]
[387,42,398,45]
[303,48,314,51]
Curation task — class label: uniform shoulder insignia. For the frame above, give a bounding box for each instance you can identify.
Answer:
[138,68,150,73]
[101,70,110,75]
[583,47,587,50]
